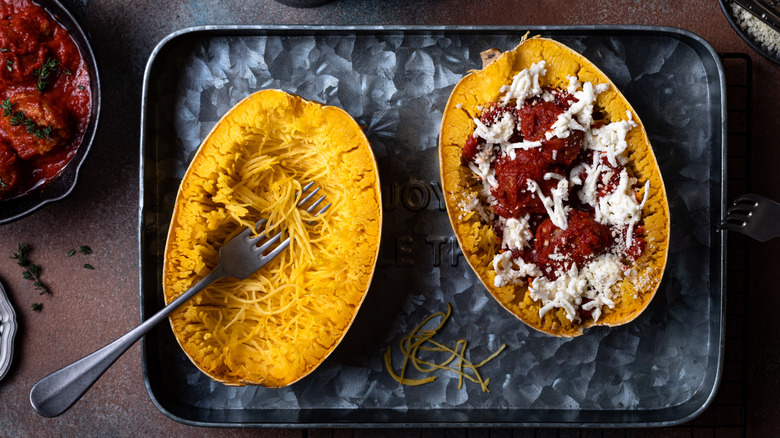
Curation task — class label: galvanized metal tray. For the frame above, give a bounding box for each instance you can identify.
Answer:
[138,25,726,427]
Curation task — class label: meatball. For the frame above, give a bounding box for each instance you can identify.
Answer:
[0,140,20,197]
[534,209,611,277]
[0,7,52,86]
[0,92,72,159]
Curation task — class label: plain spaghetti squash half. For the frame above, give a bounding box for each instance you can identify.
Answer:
[163,89,382,386]
[439,36,670,337]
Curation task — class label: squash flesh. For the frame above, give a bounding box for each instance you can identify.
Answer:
[163,89,381,386]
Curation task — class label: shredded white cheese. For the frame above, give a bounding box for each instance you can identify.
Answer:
[587,111,637,167]
[473,110,515,144]
[500,61,547,107]
[493,251,541,288]
[546,80,608,140]
[526,175,570,230]
[500,215,533,251]
[529,254,623,322]
[462,62,647,322]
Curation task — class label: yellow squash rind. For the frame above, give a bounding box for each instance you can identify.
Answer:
[439,37,670,337]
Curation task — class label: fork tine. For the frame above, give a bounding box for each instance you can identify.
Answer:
[316,202,331,216]
[720,216,747,227]
[298,184,320,207]
[245,219,270,245]
[297,182,330,218]
[301,181,315,193]
[262,236,291,260]
[734,193,761,205]
[719,222,747,233]
[306,194,326,212]
[725,206,753,217]
[256,230,284,253]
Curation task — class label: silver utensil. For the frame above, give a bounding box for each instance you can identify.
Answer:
[30,182,330,417]
[719,193,780,241]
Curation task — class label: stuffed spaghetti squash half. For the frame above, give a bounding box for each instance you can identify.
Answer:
[163,89,382,386]
[439,37,670,337]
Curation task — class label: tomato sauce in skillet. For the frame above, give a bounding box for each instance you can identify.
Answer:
[0,0,91,200]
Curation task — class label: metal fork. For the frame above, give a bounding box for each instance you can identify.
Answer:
[719,193,780,242]
[29,182,330,418]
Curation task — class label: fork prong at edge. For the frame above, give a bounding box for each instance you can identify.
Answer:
[305,195,327,213]
[725,206,754,216]
[734,193,763,204]
[297,186,321,207]
[718,220,746,231]
[316,203,331,216]
[254,218,269,228]
[255,230,284,253]
[260,236,291,260]
[734,199,760,207]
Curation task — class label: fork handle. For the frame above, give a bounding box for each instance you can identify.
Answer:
[29,266,227,418]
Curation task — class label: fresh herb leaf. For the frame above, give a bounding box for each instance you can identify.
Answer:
[0,99,13,117]
[12,243,49,295]
[24,119,51,139]
[64,68,71,75]
[1,101,52,139]
[11,243,28,266]
[77,85,84,90]
[31,302,43,312]
[0,178,6,189]
[8,110,24,126]
[28,264,40,277]
[5,59,12,72]
[79,245,92,255]
[67,248,76,257]
[83,263,94,270]
[0,48,8,52]
[33,57,58,92]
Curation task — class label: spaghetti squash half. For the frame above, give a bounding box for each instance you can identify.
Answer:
[163,89,382,386]
[439,37,670,337]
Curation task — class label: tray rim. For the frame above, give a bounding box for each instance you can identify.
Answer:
[138,24,727,429]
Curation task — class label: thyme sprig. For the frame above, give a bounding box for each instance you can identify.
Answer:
[33,57,58,92]
[0,98,13,117]
[0,98,52,139]
[11,243,50,295]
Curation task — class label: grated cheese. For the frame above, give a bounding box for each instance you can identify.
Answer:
[462,63,649,322]
[500,61,547,107]
[500,215,533,251]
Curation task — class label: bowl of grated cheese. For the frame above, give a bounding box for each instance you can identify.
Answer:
[719,0,780,65]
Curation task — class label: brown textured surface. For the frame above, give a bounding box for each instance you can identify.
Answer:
[0,0,775,436]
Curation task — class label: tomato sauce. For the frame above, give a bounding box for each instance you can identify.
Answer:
[463,86,646,277]
[534,209,611,278]
[0,0,91,199]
